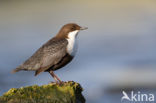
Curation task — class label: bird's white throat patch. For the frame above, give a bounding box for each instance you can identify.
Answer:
[66,30,79,56]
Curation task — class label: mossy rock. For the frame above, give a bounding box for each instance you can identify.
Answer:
[0,81,85,103]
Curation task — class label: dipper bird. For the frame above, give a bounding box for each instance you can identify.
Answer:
[12,23,87,84]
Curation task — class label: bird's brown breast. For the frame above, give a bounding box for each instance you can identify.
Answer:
[47,53,73,71]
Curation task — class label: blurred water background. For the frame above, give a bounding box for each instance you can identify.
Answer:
[0,0,156,103]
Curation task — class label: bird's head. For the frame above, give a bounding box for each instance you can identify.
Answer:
[56,23,88,39]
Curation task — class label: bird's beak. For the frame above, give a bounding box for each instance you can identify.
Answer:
[80,27,88,30]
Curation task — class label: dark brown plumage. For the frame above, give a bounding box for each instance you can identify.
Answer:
[12,23,87,84]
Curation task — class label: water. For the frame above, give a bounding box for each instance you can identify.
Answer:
[0,0,156,103]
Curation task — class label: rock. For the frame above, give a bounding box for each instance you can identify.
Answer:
[0,81,85,103]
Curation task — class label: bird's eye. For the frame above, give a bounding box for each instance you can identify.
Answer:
[71,25,76,30]
[71,27,75,30]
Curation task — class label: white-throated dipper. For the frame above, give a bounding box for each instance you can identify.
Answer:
[12,23,87,84]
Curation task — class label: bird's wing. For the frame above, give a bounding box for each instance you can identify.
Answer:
[13,38,68,75]
[34,38,68,76]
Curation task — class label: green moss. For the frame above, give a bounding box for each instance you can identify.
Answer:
[0,81,85,103]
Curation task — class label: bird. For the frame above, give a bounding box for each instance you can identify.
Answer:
[12,23,88,84]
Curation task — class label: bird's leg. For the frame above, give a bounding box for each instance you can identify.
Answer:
[49,72,58,83]
[49,70,62,84]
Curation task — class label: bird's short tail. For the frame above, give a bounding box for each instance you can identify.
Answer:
[11,67,21,73]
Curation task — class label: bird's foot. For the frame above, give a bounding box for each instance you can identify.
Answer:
[49,81,64,86]
[57,80,64,86]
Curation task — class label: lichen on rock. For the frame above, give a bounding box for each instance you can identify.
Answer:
[0,81,85,103]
